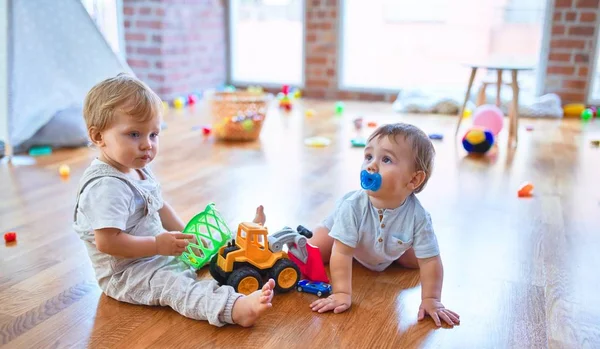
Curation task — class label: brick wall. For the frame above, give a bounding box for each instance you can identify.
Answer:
[123,0,226,102]
[545,0,599,103]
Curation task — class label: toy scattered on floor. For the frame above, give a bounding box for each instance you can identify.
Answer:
[28,146,52,157]
[278,85,293,111]
[305,109,315,117]
[59,164,70,178]
[591,140,600,147]
[463,108,473,118]
[525,125,534,131]
[173,97,185,109]
[304,136,331,147]
[335,101,344,114]
[428,133,443,140]
[210,223,318,295]
[563,103,585,117]
[367,121,377,128]
[462,127,495,154]
[4,232,16,243]
[293,88,302,99]
[351,137,366,147]
[581,108,594,121]
[296,280,332,297]
[179,203,233,270]
[246,85,263,94]
[353,117,363,130]
[202,126,212,136]
[517,182,534,197]
[287,225,329,283]
[472,104,504,136]
[187,94,198,105]
[360,170,382,191]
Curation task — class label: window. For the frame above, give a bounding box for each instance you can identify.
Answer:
[588,28,600,103]
[81,0,124,57]
[340,0,548,95]
[229,0,304,86]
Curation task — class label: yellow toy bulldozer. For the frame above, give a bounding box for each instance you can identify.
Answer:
[209,222,312,295]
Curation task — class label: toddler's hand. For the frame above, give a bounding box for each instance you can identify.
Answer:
[155,231,195,256]
[418,298,460,327]
[310,292,351,314]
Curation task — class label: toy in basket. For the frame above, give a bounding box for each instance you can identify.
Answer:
[210,91,271,141]
[179,203,233,270]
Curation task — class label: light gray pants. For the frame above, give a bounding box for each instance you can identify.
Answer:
[103,255,243,327]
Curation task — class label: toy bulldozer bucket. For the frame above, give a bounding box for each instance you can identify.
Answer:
[287,225,330,283]
[179,203,232,270]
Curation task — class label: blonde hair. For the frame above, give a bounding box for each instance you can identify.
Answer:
[367,123,435,193]
[83,73,163,132]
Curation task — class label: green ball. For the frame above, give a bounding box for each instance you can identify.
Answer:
[335,101,344,114]
[242,119,254,131]
[581,109,594,120]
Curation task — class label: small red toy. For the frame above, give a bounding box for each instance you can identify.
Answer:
[188,94,198,105]
[4,232,16,243]
[282,85,290,95]
[518,182,534,197]
[202,126,211,136]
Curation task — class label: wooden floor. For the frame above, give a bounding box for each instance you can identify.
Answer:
[1,99,600,348]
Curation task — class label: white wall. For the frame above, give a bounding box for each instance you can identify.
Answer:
[0,0,8,153]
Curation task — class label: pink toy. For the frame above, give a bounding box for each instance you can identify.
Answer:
[472,105,504,136]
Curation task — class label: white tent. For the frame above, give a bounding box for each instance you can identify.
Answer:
[7,0,131,154]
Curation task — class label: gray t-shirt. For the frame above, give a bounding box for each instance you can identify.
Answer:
[74,159,163,244]
[322,189,440,272]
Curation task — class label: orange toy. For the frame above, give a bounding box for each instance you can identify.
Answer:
[210,222,301,295]
[518,182,534,197]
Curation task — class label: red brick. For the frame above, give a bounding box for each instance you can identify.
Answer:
[124,6,134,15]
[139,7,152,15]
[136,20,163,29]
[563,79,587,89]
[306,79,331,88]
[127,59,149,68]
[559,92,585,103]
[553,11,562,21]
[565,12,577,20]
[552,25,566,35]
[576,0,599,8]
[549,53,572,62]
[307,56,327,65]
[579,66,589,77]
[574,53,589,63]
[550,39,586,49]
[580,12,597,22]
[157,87,173,95]
[555,0,573,7]
[137,47,162,55]
[326,68,335,77]
[125,33,146,41]
[547,66,576,75]
[148,74,165,83]
[568,26,595,36]
[307,33,317,42]
[124,20,131,28]
[156,8,166,16]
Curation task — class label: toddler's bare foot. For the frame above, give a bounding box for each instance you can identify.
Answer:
[232,278,275,327]
[253,205,266,226]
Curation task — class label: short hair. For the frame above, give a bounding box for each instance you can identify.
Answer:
[367,123,435,193]
[83,73,162,132]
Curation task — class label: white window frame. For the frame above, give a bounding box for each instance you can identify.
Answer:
[227,0,306,89]
[0,0,9,159]
[338,0,553,96]
[586,8,600,104]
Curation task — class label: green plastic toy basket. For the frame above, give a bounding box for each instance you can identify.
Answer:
[179,203,233,270]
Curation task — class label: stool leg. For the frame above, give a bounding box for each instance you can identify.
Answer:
[510,70,519,146]
[496,69,503,107]
[476,83,488,106]
[456,67,477,136]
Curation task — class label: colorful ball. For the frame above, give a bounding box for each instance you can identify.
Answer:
[462,127,494,154]
[472,104,504,136]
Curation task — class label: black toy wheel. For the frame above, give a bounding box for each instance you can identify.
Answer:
[209,254,228,285]
[269,259,300,293]
[227,266,262,295]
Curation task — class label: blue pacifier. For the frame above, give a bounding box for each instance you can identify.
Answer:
[360,170,382,191]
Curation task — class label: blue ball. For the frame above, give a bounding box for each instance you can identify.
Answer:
[462,127,494,154]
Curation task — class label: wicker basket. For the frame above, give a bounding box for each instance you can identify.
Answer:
[209,91,271,141]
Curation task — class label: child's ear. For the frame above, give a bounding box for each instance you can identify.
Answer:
[408,170,426,191]
[88,127,105,147]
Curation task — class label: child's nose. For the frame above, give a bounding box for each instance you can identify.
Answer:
[367,162,378,173]
[140,138,152,149]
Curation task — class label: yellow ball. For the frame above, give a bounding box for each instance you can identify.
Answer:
[293,89,302,99]
[59,164,70,177]
[305,109,315,117]
[173,97,185,109]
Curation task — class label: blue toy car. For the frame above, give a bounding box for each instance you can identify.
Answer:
[296,279,332,297]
